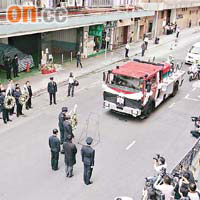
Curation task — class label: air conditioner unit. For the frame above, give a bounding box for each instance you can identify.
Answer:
[68,0,75,7]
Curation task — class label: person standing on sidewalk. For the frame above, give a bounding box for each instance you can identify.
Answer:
[125,43,130,58]
[144,36,149,50]
[24,81,33,110]
[141,42,146,57]
[6,79,15,115]
[49,128,60,171]
[63,134,77,178]
[68,72,75,97]
[176,27,180,38]
[76,51,83,68]
[13,54,19,78]
[81,137,95,185]
[47,77,57,105]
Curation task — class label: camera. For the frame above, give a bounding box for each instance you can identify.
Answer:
[153,154,160,162]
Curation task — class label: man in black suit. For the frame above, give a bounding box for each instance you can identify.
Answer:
[4,56,12,80]
[81,137,95,185]
[63,134,77,178]
[47,77,57,105]
[49,129,60,171]
[13,54,19,78]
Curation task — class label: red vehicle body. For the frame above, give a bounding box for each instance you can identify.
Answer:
[103,59,185,118]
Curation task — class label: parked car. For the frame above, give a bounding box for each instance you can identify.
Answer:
[0,43,34,72]
[185,42,200,65]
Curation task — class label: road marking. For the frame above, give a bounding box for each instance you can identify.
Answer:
[126,140,136,150]
[185,94,200,102]
[168,103,175,109]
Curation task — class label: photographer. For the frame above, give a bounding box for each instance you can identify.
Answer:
[154,155,167,174]
[188,183,200,200]
[154,174,174,200]
[180,186,190,200]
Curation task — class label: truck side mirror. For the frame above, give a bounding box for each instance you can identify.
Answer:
[103,72,106,82]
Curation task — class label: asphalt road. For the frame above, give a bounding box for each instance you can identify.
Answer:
[1,31,200,200]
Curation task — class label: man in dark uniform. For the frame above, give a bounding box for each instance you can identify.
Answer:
[13,54,19,78]
[49,129,60,171]
[58,107,68,145]
[0,89,11,124]
[81,137,95,185]
[14,87,23,117]
[63,134,77,178]
[47,77,57,105]
[4,56,12,80]
[76,51,83,68]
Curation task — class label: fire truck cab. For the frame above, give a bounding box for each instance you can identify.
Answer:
[103,59,185,118]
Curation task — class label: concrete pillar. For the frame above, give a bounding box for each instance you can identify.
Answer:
[82,26,89,59]
[109,28,114,51]
[170,9,176,24]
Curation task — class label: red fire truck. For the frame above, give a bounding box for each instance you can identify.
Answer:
[103,59,185,118]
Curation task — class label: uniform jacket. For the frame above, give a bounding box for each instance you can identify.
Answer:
[63,120,74,141]
[49,135,60,152]
[63,141,77,166]
[81,145,95,166]
[58,112,65,132]
[14,90,22,104]
[13,57,18,68]
[0,94,5,111]
[47,81,57,94]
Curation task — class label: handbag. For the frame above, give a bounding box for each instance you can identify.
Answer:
[73,80,79,87]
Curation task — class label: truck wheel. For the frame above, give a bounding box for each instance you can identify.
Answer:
[142,101,153,118]
[171,82,179,97]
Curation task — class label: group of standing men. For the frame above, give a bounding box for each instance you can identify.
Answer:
[49,106,95,185]
[0,80,32,124]
[47,73,79,105]
[3,54,19,80]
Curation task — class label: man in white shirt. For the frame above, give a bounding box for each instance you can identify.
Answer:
[154,175,174,200]
[144,36,149,50]
[188,183,200,200]
[125,43,130,58]
[68,72,75,97]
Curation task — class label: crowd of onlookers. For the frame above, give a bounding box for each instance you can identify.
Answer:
[142,155,200,200]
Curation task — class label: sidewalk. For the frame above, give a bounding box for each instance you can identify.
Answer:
[7,26,200,96]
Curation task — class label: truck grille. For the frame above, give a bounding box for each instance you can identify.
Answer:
[103,91,117,104]
[124,98,142,109]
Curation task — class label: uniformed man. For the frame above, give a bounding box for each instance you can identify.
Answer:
[14,87,23,117]
[47,77,57,105]
[6,80,15,115]
[63,134,77,178]
[13,54,19,78]
[4,56,12,80]
[0,89,12,124]
[58,107,68,145]
[49,129,61,171]
[81,137,95,185]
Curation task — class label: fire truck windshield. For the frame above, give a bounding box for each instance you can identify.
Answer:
[108,74,141,92]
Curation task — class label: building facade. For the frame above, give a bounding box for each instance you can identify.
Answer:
[137,0,200,36]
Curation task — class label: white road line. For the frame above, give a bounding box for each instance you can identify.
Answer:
[126,140,136,151]
[192,88,197,92]
[185,94,200,102]
[168,103,175,109]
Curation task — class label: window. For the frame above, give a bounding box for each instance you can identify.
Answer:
[189,46,200,54]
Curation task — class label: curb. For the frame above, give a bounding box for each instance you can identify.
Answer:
[33,29,197,97]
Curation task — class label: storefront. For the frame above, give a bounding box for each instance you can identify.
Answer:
[41,28,82,63]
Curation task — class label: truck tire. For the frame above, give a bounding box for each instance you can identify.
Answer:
[142,101,154,118]
[171,82,179,97]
